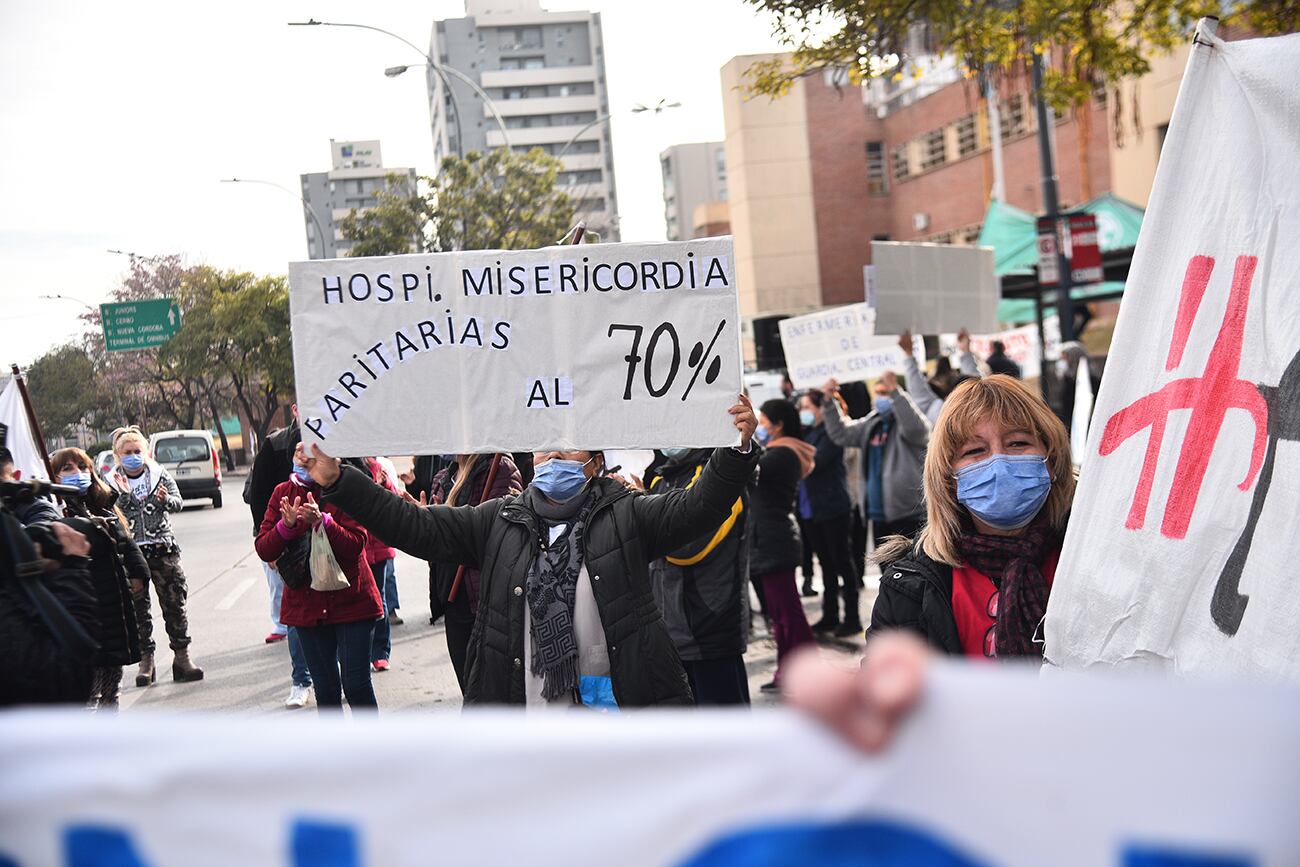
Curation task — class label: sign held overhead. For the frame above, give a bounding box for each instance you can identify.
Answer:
[869,241,999,334]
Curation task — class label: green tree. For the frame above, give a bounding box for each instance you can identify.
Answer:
[745,1,1299,111]
[340,148,577,255]
[25,342,108,439]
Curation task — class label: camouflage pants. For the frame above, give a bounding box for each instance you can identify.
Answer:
[133,550,191,653]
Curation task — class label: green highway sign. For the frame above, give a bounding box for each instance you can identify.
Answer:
[100,298,181,352]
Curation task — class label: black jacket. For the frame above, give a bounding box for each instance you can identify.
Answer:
[645,450,753,661]
[800,424,852,522]
[870,546,963,654]
[986,352,1022,379]
[324,446,758,706]
[60,510,144,667]
[749,445,804,577]
[245,425,300,534]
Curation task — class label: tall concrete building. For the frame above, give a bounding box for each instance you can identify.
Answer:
[659,141,728,241]
[427,0,619,240]
[300,140,417,259]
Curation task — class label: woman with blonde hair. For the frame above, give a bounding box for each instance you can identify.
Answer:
[109,426,204,684]
[871,375,1076,659]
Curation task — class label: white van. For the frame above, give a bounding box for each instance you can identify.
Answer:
[149,429,223,508]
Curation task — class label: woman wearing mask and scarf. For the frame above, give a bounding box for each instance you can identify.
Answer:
[255,444,383,711]
[305,396,758,708]
[51,447,144,709]
[871,375,1075,659]
[750,399,817,693]
[109,426,204,685]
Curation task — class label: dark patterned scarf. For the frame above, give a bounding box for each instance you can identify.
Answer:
[958,521,1060,658]
[523,486,597,700]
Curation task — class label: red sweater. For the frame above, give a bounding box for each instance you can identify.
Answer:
[255,478,383,628]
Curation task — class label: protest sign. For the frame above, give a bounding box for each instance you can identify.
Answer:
[2,666,1297,866]
[1046,23,1300,679]
[778,304,901,389]
[870,241,999,334]
[287,238,741,455]
[0,376,49,481]
[939,316,1060,380]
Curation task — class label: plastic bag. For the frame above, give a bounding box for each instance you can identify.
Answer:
[309,522,349,592]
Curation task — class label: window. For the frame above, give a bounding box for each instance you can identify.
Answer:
[920,128,946,171]
[714,148,727,183]
[559,169,602,186]
[891,143,910,182]
[956,114,978,157]
[1001,94,1028,139]
[865,141,887,195]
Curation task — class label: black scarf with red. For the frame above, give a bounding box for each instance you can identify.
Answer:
[957,520,1060,658]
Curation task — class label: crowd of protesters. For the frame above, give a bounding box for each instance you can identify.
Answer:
[1,335,1084,720]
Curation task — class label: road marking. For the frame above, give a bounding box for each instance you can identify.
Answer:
[215,575,259,611]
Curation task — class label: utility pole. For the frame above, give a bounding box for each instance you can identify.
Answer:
[1031,52,1077,343]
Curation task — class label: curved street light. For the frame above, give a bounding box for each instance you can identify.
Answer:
[289,20,512,156]
[556,99,681,159]
[221,178,329,258]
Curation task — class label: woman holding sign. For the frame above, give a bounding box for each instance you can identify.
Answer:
[304,396,759,708]
[870,376,1075,659]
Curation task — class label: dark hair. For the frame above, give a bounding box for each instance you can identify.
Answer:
[760,398,802,440]
[0,446,12,469]
[934,356,954,377]
[801,388,825,408]
[991,340,1007,354]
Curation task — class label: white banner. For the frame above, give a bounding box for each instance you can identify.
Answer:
[1047,24,1300,678]
[0,378,48,481]
[288,238,742,456]
[939,316,1061,380]
[870,242,1000,334]
[2,666,1298,866]
[778,304,901,389]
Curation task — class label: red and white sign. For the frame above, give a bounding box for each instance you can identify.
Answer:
[1065,213,1103,284]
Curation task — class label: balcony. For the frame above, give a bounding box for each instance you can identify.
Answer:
[491,94,599,117]
[487,122,604,149]
[480,65,598,89]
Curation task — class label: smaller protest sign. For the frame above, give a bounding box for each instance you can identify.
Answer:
[779,304,902,389]
[940,316,1060,380]
[870,242,999,334]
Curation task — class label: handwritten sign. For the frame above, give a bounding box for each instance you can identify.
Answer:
[778,304,902,389]
[288,238,742,455]
[939,316,1061,380]
[1047,23,1300,680]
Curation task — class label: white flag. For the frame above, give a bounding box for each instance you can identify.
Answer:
[0,377,48,481]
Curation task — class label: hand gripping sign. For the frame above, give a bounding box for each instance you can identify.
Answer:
[287,238,742,455]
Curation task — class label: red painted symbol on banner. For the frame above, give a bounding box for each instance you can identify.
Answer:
[1098,255,1268,539]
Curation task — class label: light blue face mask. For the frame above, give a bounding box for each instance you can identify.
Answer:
[662,447,692,460]
[532,458,591,502]
[955,454,1052,531]
[120,453,145,471]
[292,464,313,484]
[754,424,771,445]
[799,409,816,428]
[60,471,92,492]
[875,397,894,417]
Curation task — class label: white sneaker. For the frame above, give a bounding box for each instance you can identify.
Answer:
[285,684,311,709]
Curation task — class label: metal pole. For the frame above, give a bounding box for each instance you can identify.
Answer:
[436,64,512,150]
[222,179,329,258]
[1031,52,1076,343]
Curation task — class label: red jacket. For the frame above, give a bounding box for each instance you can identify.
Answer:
[255,478,382,628]
[362,459,398,564]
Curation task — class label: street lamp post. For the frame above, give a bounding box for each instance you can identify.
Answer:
[556,99,681,159]
[289,20,513,157]
[221,178,329,258]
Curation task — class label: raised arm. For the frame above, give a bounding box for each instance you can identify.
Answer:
[158,471,184,512]
[901,355,943,424]
[889,385,932,448]
[633,446,758,561]
[821,390,871,450]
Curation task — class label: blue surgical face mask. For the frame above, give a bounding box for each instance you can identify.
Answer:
[120,454,144,471]
[532,458,591,502]
[799,409,816,428]
[754,424,771,445]
[875,397,894,417]
[662,447,692,460]
[60,471,92,491]
[955,455,1052,531]
[292,464,313,484]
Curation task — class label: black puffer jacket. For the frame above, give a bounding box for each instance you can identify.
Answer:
[324,446,758,706]
[61,509,145,667]
[748,442,812,577]
[870,545,963,654]
[645,449,753,662]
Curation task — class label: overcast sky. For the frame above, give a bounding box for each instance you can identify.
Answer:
[0,0,787,366]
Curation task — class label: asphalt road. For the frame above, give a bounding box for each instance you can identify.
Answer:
[119,476,871,713]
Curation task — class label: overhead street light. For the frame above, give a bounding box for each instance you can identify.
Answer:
[221,177,329,258]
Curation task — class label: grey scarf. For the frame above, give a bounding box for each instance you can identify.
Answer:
[523,485,597,700]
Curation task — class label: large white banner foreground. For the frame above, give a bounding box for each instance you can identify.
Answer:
[2,666,1297,866]
[288,238,742,456]
[1046,24,1300,678]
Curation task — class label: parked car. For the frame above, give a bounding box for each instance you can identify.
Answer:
[149,429,223,508]
[95,449,117,478]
